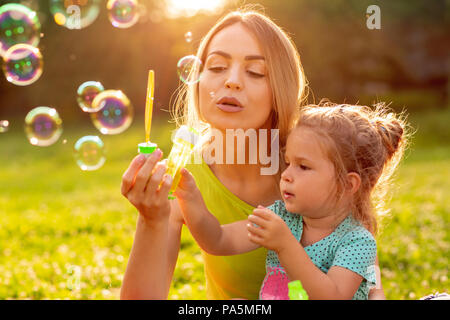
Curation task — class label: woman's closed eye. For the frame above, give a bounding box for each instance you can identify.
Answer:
[208,66,226,73]
[247,70,265,78]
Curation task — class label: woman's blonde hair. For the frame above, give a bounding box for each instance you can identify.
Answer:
[171,7,307,151]
[294,101,410,235]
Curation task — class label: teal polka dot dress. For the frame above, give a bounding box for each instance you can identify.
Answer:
[259,200,377,300]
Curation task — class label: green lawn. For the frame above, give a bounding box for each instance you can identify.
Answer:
[0,109,448,300]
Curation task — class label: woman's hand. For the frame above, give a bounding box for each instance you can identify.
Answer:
[121,149,173,226]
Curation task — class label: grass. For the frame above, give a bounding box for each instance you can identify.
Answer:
[0,109,449,300]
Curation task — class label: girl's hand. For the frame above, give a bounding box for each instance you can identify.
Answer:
[174,168,203,204]
[174,168,208,224]
[247,206,295,253]
[121,150,173,226]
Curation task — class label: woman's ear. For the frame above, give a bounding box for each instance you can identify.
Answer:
[346,172,361,195]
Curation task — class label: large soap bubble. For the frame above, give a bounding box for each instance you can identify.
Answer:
[24,107,63,146]
[77,81,105,112]
[2,43,43,86]
[0,3,41,57]
[177,55,203,85]
[90,90,133,135]
[107,0,140,29]
[0,120,9,133]
[74,135,106,171]
[49,0,101,30]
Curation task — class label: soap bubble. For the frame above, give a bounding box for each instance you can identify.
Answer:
[77,81,105,112]
[107,0,140,29]
[90,90,133,135]
[49,0,101,30]
[0,120,9,133]
[24,107,63,146]
[73,135,106,171]
[0,3,41,57]
[177,55,202,84]
[184,31,192,43]
[2,43,43,86]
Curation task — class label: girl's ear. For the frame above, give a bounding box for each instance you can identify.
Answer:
[346,172,361,195]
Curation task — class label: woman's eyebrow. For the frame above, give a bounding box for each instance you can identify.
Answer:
[207,50,265,61]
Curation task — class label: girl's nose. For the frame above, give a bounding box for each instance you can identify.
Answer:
[281,167,292,182]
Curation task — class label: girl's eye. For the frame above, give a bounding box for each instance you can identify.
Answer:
[300,165,310,170]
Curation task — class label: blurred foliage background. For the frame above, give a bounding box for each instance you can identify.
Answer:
[0,0,448,300]
[1,0,448,124]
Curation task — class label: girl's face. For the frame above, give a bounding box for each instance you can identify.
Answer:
[199,23,273,132]
[280,127,338,217]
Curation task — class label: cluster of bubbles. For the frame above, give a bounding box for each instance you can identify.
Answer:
[75,81,133,170]
[1,2,203,171]
[0,0,144,85]
[50,0,142,30]
[17,80,134,171]
[0,3,43,85]
[176,31,204,84]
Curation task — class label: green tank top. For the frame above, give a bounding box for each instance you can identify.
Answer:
[185,158,267,300]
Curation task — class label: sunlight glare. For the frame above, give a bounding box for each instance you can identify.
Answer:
[165,0,226,18]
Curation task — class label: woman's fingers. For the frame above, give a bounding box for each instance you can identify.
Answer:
[132,149,163,193]
[121,154,147,196]
[158,174,173,198]
[144,161,167,195]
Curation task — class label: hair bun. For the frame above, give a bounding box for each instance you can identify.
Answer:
[376,119,404,160]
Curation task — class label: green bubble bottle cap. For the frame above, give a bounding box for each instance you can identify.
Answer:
[288,280,309,300]
[138,142,157,156]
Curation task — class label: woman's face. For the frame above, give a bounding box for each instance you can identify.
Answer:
[198,23,273,132]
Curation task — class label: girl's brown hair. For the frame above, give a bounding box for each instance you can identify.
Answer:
[294,101,410,234]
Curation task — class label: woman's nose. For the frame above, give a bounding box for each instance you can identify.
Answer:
[225,67,243,91]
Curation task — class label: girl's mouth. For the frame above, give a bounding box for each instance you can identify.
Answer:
[283,191,295,199]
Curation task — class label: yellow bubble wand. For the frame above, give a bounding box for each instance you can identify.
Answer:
[138,70,157,155]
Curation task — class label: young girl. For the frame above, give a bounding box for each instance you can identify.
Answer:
[175,102,408,299]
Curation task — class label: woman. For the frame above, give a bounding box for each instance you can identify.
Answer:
[120,9,385,300]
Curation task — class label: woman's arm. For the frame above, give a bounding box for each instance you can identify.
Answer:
[120,151,182,299]
[120,212,182,299]
[175,168,259,256]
